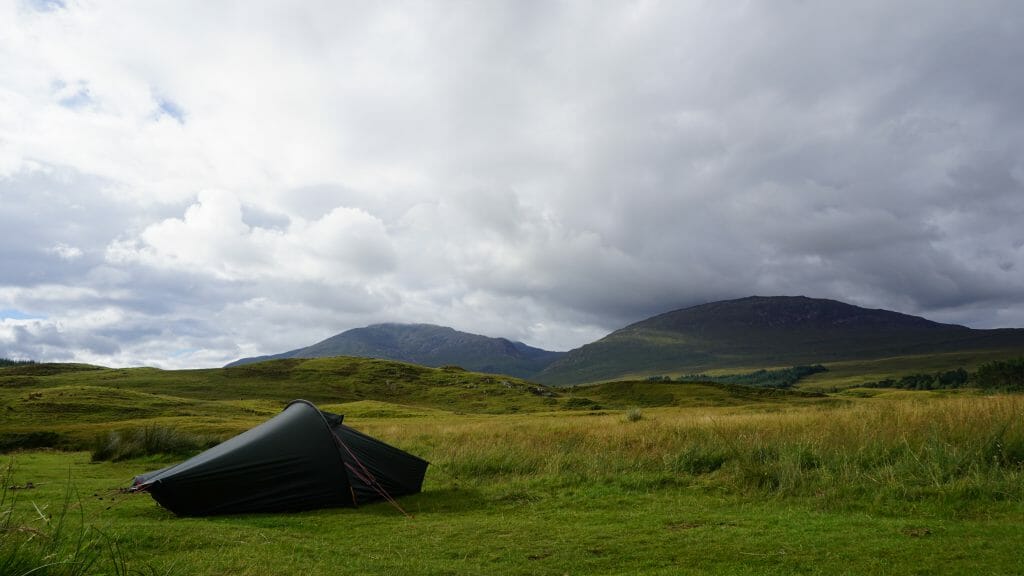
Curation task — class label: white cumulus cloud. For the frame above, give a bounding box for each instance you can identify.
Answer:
[0,0,1022,368]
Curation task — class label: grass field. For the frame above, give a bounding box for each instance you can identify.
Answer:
[2,359,1023,574]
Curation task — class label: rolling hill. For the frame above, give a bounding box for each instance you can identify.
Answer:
[0,356,847,455]
[0,356,567,450]
[226,323,564,378]
[534,296,1024,385]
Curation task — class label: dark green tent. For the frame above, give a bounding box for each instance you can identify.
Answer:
[131,400,428,516]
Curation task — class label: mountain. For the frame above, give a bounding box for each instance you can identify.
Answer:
[226,323,565,378]
[228,297,1024,386]
[534,296,1024,385]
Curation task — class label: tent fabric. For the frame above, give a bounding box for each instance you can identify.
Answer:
[332,423,430,505]
[132,399,428,516]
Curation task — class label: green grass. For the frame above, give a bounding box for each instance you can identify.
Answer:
[1,460,164,576]
[0,357,559,410]
[3,357,1024,574]
[0,358,564,450]
[5,395,1024,575]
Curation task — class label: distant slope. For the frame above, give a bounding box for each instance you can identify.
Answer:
[0,357,566,448]
[574,379,828,409]
[0,357,560,421]
[226,323,564,378]
[536,296,1024,385]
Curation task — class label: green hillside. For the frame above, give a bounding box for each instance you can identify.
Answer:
[536,296,1024,385]
[0,357,849,452]
[0,357,565,448]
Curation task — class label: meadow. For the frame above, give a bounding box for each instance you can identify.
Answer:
[2,359,1023,575]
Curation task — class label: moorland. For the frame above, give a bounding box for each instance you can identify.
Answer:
[2,351,1023,575]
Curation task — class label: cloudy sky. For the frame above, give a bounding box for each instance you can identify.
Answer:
[2,0,1023,368]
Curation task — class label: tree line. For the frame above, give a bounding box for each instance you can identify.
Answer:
[653,357,1024,392]
[667,364,829,389]
[863,357,1024,391]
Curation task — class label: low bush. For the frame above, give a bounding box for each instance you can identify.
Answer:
[91,426,218,462]
[863,368,969,390]
[666,444,728,475]
[563,397,602,410]
[0,431,64,453]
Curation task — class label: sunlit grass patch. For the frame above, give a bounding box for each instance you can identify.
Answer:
[354,395,1024,507]
[0,461,174,575]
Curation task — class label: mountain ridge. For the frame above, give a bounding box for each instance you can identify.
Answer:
[226,323,564,378]
[227,296,1024,386]
[533,295,1024,385]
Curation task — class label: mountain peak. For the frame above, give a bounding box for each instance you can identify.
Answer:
[227,296,1023,386]
[640,295,958,332]
[535,295,1013,385]
[226,323,563,378]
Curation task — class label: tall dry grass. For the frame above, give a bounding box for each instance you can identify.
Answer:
[361,394,1024,502]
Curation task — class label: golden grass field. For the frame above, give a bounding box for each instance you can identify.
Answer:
[2,360,1023,574]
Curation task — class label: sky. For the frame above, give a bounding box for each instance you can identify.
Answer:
[2,0,1023,368]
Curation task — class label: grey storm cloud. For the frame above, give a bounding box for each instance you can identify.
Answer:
[1,0,1022,367]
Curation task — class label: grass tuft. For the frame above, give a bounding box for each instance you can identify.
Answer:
[1,462,175,575]
[90,426,218,462]
[0,431,65,453]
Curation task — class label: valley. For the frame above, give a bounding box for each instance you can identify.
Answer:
[2,296,1023,575]
[2,355,1024,574]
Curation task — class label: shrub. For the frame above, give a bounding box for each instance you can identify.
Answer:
[667,445,728,474]
[624,408,643,422]
[0,431,64,453]
[91,426,217,462]
[974,357,1024,390]
[982,424,1024,468]
[863,368,970,390]
[563,397,602,410]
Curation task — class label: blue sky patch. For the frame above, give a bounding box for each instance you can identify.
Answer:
[58,86,93,109]
[156,97,186,123]
[24,0,65,12]
[0,308,45,321]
